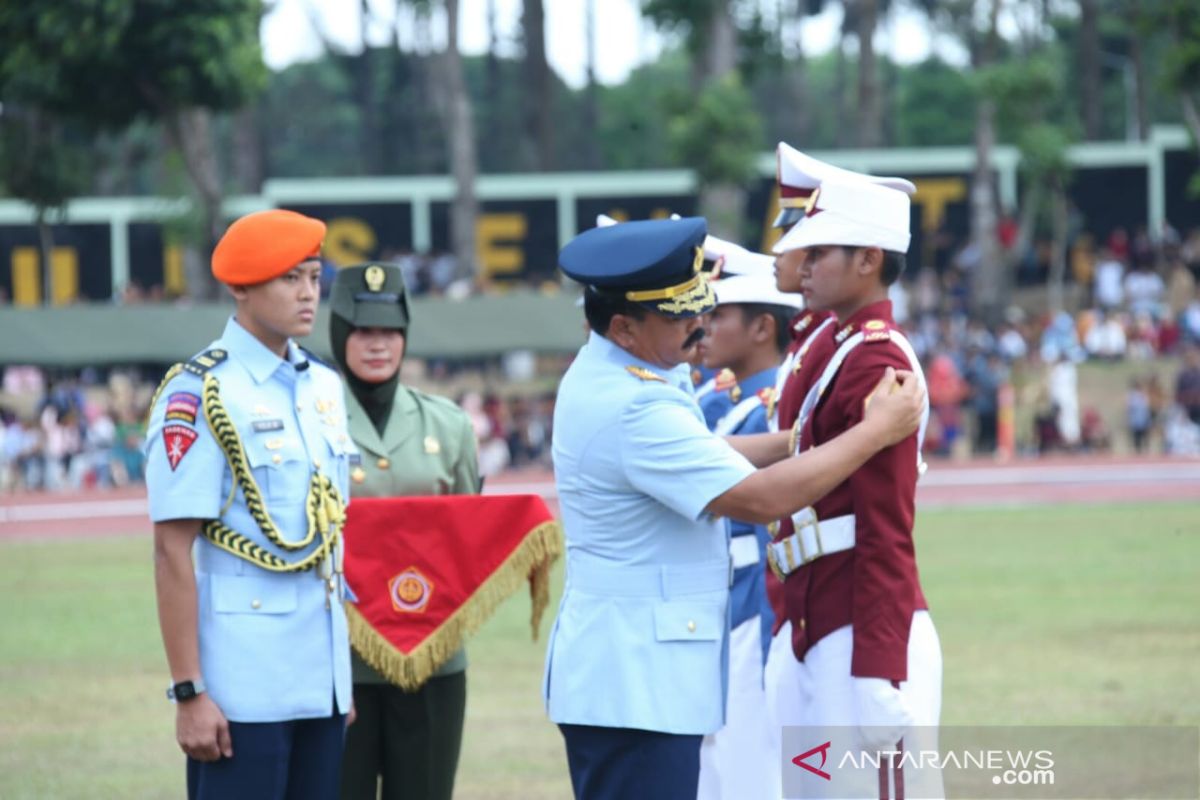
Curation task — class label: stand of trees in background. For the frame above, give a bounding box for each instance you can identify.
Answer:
[2,0,1200,317]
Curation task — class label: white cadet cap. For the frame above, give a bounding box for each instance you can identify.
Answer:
[713,274,806,310]
[772,178,912,255]
[775,142,916,228]
[702,232,774,279]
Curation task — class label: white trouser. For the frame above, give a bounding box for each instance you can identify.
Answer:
[698,615,773,800]
[765,611,943,799]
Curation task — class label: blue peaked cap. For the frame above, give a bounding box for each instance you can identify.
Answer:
[559,217,716,319]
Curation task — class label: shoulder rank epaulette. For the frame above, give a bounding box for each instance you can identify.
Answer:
[713,368,736,392]
[862,320,891,343]
[793,313,812,334]
[626,365,666,383]
[835,323,855,343]
[181,348,228,376]
[757,386,777,420]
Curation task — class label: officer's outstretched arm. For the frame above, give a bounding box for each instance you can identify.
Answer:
[706,367,922,523]
[154,519,232,762]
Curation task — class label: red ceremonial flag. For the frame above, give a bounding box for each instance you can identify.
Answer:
[343,494,562,690]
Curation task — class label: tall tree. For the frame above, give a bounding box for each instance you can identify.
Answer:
[0,0,266,299]
[521,0,554,170]
[852,0,883,147]
[1078,0,1102,140]
[434,0,479,281]
[642,0,761,239]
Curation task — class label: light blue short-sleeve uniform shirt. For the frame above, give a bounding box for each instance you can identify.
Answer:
[543,332,756,735]
[145,317,355,723]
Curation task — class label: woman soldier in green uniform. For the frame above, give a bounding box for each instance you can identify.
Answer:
[330,263,480,800]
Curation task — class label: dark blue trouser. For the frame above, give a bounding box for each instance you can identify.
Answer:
[559,723,702,800]
[187,713,346,800]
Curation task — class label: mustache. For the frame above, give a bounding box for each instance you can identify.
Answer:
[682,327,706,351]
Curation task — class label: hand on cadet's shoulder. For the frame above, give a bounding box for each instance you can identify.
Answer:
[176,693,232,762]
[862,367,924,446]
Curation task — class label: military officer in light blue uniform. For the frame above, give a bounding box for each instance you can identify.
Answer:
[695,272,805,800]
[545,216,927,800]
[147,209,355,800]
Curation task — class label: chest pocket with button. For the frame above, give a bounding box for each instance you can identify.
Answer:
[210,573,298,615]
[244,436,310,505]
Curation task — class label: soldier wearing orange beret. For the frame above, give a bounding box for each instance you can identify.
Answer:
[146,209,358,799]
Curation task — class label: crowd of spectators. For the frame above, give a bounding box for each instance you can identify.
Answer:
[6,221,1200,493]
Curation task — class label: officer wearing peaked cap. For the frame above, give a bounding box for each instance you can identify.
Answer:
[146,209,355,799]
[545,216,925,800]
[767,176,940,800]
[695,272,804,800]
[329,263,480,800]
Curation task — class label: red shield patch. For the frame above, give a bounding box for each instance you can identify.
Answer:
[162,424,198,471]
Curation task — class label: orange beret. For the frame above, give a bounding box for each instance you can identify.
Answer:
[211,209,326,285]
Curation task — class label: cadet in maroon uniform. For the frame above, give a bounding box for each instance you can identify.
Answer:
[767,175,941,800]
[763,147,921,795]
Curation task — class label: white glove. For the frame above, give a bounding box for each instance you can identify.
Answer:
[853,677,914,752]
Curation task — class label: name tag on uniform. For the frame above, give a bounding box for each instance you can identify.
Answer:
[252,419,284,432]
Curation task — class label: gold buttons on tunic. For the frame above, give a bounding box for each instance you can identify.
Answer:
[377,458,390,470]
[312,458,321,469]
[687,620,697,633]
[272,454,282,465]
[251,599,262,610]
[798,618,806,630]
[351,467,365,484]
[296,403,303,412]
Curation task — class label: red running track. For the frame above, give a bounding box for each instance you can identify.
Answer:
[2,455,1198,541]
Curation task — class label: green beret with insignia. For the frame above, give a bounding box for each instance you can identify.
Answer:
[330,263,410,330]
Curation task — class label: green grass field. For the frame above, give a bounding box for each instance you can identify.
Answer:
[1,502,1197,799]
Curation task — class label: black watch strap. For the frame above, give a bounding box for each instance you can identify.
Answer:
[166,678,206,703]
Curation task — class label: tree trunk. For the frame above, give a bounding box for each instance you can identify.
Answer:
[581,0,601,168]
[1129,21,1149,141]
[521,0,554,171]
[442,0,478,282]
[1182,93,1200,149]
[1047,182,1069,312]
[1079,0,1102,140]
[834,17,848,140]
[164,107,223,300]
[854,0,882,148]
[231,106,264,193]
[36,210,55,306]
[696,0,744,241]
[968,0,1005,325]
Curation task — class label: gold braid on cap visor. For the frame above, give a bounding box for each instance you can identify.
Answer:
[622,246,716,315]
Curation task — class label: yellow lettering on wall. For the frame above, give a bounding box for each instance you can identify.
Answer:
[50,247,78,305]
[760,186,784,254]
[605,210,630,223]
[912,178,967,233]
[164,245,186,296]
[476,213,527,279]
[324,217,377,266]
[12,247,40,306]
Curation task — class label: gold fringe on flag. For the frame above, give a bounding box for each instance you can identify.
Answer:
[346,520,563,691]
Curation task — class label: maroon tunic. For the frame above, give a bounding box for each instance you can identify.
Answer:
[780,299,928,681]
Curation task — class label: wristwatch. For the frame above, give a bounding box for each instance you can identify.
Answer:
[166,678,206,703]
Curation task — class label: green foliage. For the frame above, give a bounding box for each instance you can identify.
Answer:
[894,58,977,147]
[0,112,91,208]
[0,0,266,128]
[593,52,692,170]
[666,73,763,185]
[1155,1,1200,93]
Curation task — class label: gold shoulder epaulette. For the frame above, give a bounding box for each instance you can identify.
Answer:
[182,348,229,376]
[626,365,667,383]
[862,320,891,343]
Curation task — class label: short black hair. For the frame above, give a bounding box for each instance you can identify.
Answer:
[583,287,646,335]
[737,303,794,354]
[842,246,906,286]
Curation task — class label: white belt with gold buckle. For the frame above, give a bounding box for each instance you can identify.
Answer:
[767,510,855,581]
